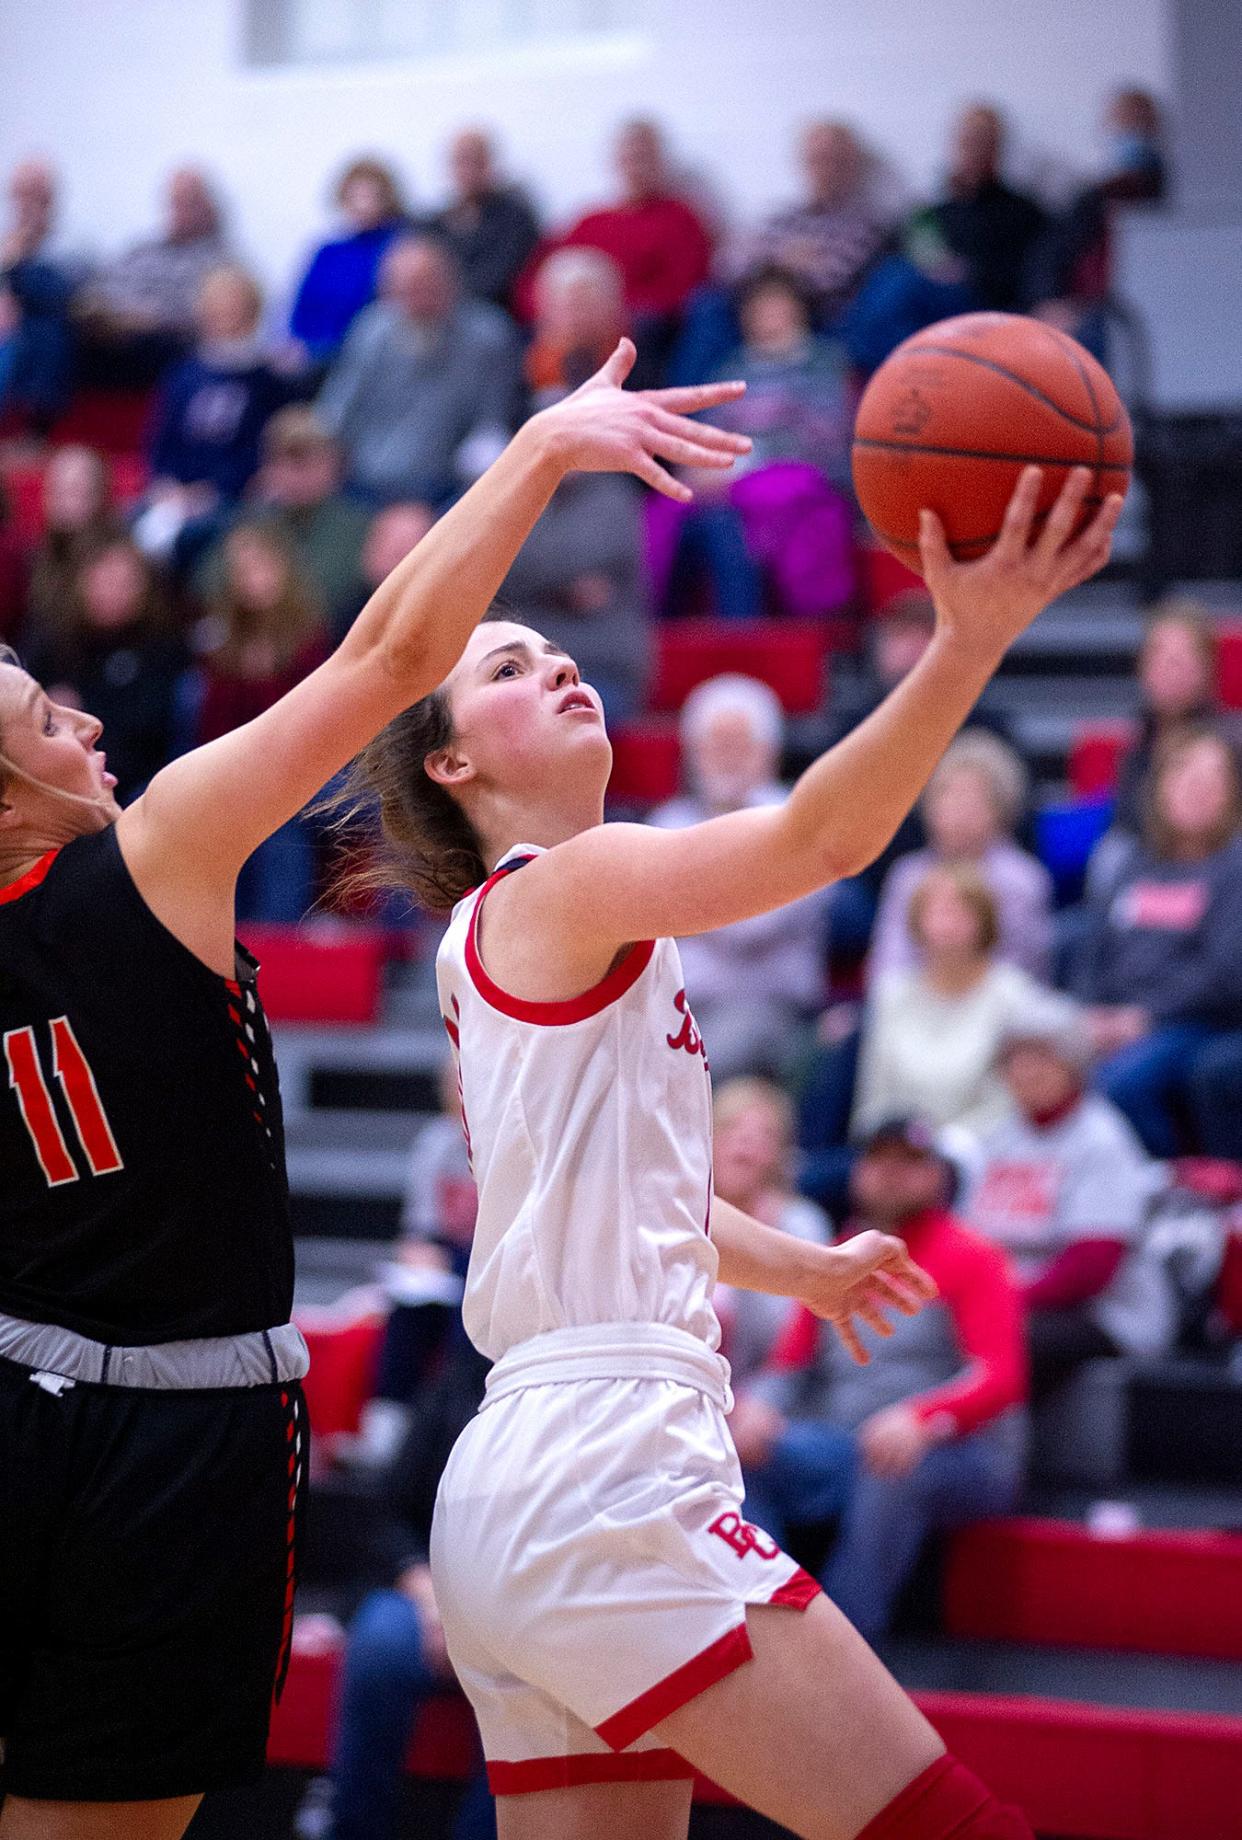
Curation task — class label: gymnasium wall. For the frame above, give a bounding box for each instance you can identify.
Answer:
[0,0,1170,308]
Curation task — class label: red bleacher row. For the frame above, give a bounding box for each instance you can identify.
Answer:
[269,1617,1242,1840]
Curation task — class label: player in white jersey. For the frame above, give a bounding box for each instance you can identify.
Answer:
[337,347,1122,1838]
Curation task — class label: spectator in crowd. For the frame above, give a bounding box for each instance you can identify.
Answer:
[0,158,76,432]
[732,1117,1026,1642]
[316,1328,495,1840]
[1030,87,1166,351]
[196,406,372,634]
[1072,729,1242,1156]
[1110,601,1227,839]
[346,1057,479,1471]
[673,120,894,387]
[331,501,438,647]
[0,481,25,642]
[24,445,123,639]
[924,103,1045,312]
[193,521,329,918]
[288,156,411,369]
[426,128,540,312]
[22,536,186,804]
[652,266,856,624]
[140,265,292,549]
[725,121,893,324]
[318,234,522,505]
[869,730,1054,985]
[968,997,1174,1400]
[524,247,628,402]
[854,865,1046,1139]
[521,117,712,376]
[501,286,650,723]
[837,200,978,375]
[77,165,233,387]
[649,675,829,1079]
[712,1078,828,1385]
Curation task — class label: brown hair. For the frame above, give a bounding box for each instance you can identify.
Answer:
[0,642,21,798]
[906,862,1000,955]
[209,523,323,674]
[322,689,487,914]
[66,536,169,645]
[333,157,406,221]
[1144,727,1242,858]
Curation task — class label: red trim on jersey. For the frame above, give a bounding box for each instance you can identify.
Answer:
[594,1623,752,1752]
[768,1566,822,1611]
[0,848,58,905]
[466,862,655,1025]
[487,1749,695,1795]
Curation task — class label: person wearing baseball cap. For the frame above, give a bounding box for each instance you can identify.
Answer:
[967,995,1174,1399]
[729,1113,1027,1641]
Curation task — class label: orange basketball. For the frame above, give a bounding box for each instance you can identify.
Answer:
[851,312,1133,572]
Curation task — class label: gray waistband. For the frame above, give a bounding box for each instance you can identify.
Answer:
[0,1311,310,1390]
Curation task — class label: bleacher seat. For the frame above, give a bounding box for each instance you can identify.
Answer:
[52,389,154,454]
[858,539,923,612]
[239,923,386,1025]
[650,619,830,716]
[1033,795,1115,904]
[944,1518,1242,1659]
[296,1312,385,1439]
[1068,722,1134,799]
[1216,620,1242,710]
[607,720,681,806]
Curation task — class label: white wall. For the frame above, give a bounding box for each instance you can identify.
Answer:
[0,0,1171,309]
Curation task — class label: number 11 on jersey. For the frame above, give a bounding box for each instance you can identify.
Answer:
[5,1017,124,1187]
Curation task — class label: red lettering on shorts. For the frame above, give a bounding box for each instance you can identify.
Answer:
[708,1512,780,1561]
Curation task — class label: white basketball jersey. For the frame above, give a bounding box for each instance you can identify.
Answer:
[435,844,720,1363]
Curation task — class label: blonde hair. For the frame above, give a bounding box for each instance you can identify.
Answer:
[713,1076,794,1142]
[906,862,1000,955]
[925,729,1028,834]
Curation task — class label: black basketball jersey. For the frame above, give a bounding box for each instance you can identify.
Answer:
[0,824,292,1344]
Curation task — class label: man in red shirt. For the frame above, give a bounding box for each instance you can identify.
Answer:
[518,118,712,379]
[731,1117,1028,1640]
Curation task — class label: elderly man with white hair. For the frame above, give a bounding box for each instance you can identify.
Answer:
[649,673,829,1080]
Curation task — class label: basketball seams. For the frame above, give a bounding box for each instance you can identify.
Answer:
[896,341,1111,436]
[854,436,1129,469]
[1047,326,1112,511]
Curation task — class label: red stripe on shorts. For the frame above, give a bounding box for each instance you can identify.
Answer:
[487,1749,696,1795]
[593,1622,752,1752]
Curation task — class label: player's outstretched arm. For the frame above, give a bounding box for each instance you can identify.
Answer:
[711,1197,937,1368]
[118,341,749,948]
[519,465,1122,965]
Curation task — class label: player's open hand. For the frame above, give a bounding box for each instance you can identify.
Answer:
[531,336,752,501]
[800,1229,938,1368]
[918,464,1124,659]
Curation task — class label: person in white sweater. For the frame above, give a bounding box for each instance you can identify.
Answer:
[853,863,1046,1140]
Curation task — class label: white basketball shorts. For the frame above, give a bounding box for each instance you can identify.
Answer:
[429,1322,820,1795]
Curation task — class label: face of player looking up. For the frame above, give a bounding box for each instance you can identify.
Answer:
[426,620,611,846]
[0,662,120,855]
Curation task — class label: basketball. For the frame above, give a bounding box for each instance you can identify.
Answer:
[851,312,1133,570]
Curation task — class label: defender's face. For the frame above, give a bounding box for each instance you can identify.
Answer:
[0,664,120,834]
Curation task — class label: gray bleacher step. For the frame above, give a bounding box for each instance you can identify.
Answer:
[286,1143,412,1199]
[881,1634,1242,1717]
[292,1234,392,1308]
[272,1023,447,1115]
[285,1109,424,1154]
[1026,1478,1242,1534]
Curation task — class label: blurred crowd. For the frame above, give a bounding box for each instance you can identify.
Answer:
[9,91,1239,1840]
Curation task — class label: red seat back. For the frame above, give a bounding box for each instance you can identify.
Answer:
[650,619,830,715]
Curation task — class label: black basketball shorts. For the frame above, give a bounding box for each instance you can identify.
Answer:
[0,1356,307,1801]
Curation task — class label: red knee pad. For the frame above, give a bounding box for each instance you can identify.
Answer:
[855,1753,1035,1840]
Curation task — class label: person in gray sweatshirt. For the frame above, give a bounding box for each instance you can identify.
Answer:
[1072,728,1242,1156]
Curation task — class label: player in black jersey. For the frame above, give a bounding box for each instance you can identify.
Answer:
[0,343,751,1839]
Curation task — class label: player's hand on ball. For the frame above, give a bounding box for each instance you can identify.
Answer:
[531,336,752,502]
[918,463,1124,657]
[801,1229,938,1367]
